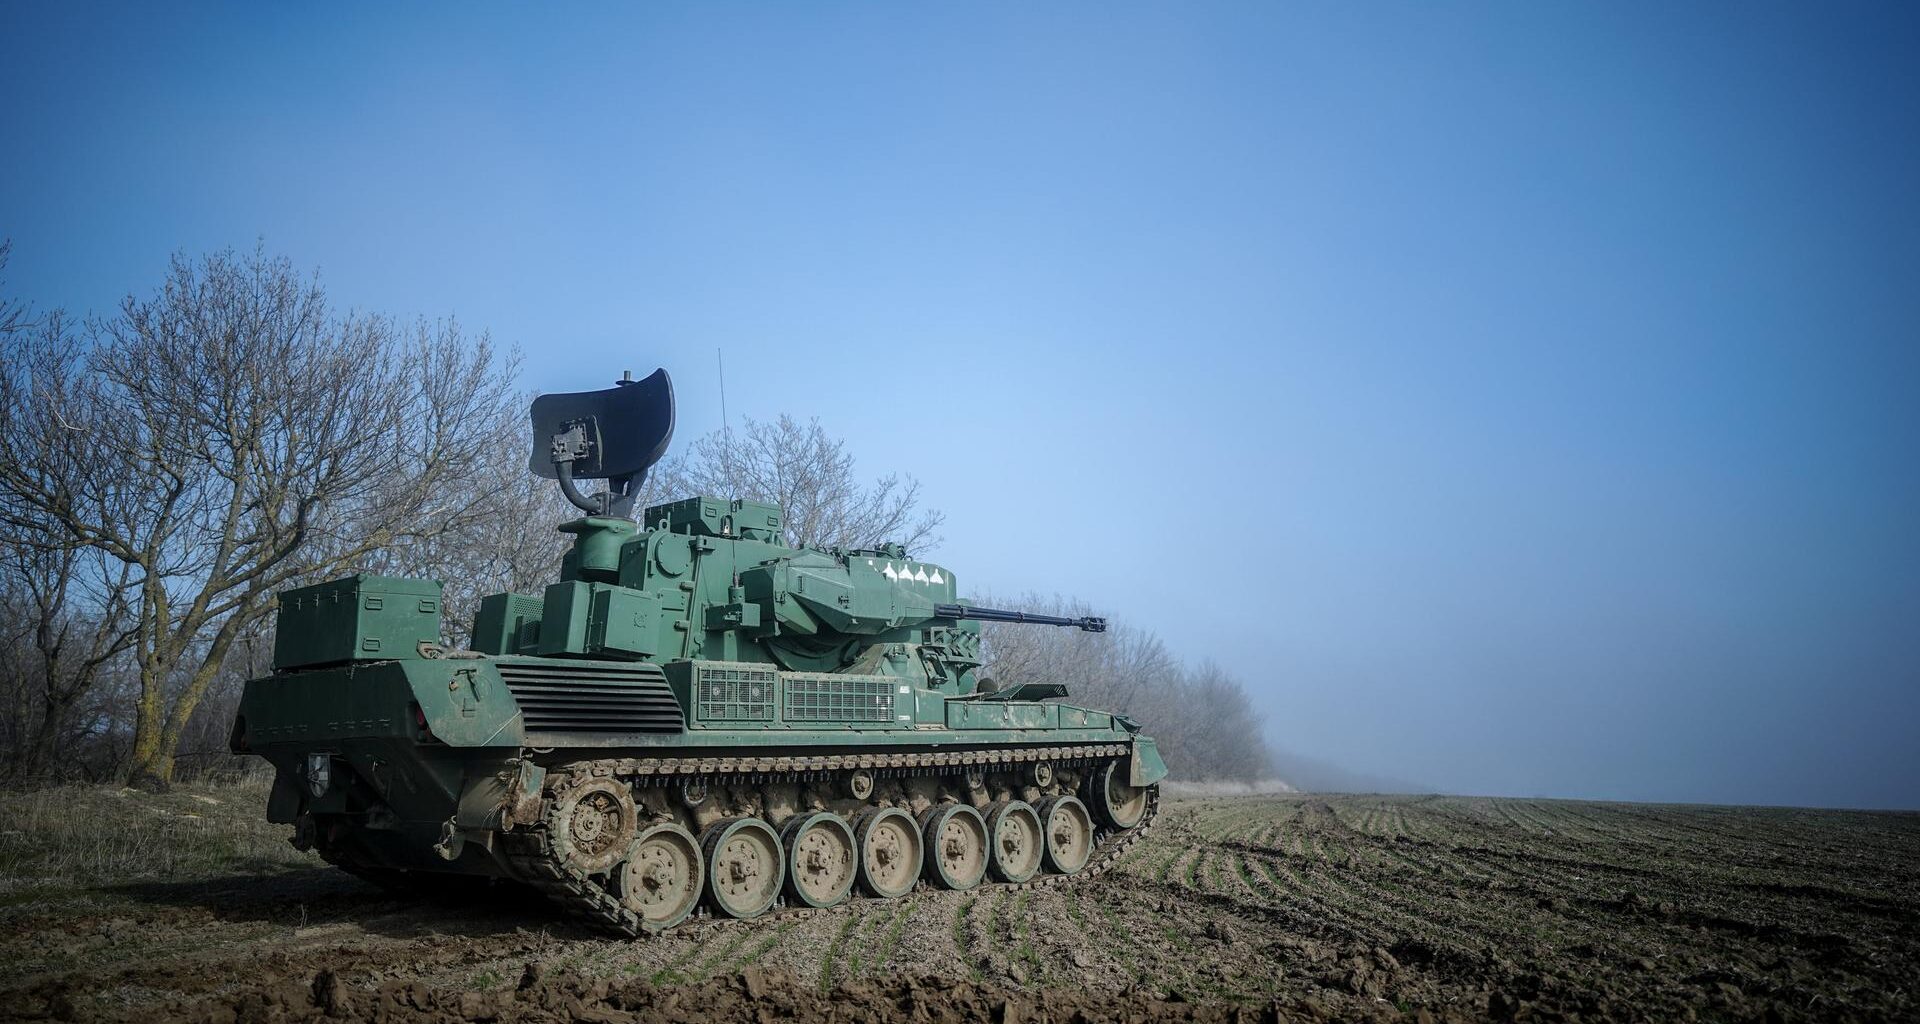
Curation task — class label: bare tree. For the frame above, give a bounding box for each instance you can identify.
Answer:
[660,416,944,553]
[0,241,28,338]
[0,541,139,783]
[2,240,1261,785]
[1175,660,1269,783]
[0,302,143,784]
[0,246,517,788]
[361,395,576,646]
[978,593,1182,711]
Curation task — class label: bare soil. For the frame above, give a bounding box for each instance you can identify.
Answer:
[1,787,1914,1022]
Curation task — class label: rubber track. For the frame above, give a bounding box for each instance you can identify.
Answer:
[500,742,1161,937]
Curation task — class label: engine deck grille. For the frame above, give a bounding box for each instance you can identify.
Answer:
[495,659,683,733]
[695,663,777,722]
[783,674,895,723]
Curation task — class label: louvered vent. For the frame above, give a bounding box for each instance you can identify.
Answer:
[495,659,683,733]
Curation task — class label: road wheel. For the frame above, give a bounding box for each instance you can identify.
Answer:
[1091,761,1150,829]
[920,804,989,891]
[615,823,703,931]
[781,811,857,908]
[547,777,638,875]
[851,806,922,899]
[984,800,1043,883]
[1037,795,1094,876]
[701,817,784,919]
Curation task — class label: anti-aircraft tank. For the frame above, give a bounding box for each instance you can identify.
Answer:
[230,368,1165,934]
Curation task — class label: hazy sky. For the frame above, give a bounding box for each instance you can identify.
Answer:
[4,2,1917,809]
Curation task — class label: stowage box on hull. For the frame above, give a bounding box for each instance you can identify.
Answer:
[273,575,444,670]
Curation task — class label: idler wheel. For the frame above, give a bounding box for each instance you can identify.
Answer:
[983,800,1044,884]
[850,806,923,899]
[780,811,857,908]
[615,822,704,931]
[546,777,639,875]
[919,803,989,891]
[1036,795,1095,876]
[1091,761,1149,830]
[700,817,784,919]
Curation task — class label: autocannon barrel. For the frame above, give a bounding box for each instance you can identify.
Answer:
[933,603,1107,632]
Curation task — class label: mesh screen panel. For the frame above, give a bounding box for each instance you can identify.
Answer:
[695,664,776,722]
[783,675,895,723]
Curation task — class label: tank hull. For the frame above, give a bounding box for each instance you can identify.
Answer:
[234,654,1165,931]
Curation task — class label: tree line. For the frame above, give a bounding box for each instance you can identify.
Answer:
[0,243,1272,788]
[976,596,1273,782]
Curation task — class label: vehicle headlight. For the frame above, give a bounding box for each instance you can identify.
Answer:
[305,753,333,797]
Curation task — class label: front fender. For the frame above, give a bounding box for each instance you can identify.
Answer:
[1130,735,1169,786]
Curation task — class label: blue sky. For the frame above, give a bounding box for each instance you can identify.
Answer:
[4,2,1917,808]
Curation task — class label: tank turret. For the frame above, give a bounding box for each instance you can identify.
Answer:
[485,371,1106,691]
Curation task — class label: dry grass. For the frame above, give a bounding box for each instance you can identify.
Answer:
[0,768,317,907]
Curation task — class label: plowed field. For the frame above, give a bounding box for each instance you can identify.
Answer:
[2,787,1914,1022]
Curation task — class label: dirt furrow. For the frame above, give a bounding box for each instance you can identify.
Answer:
[6,789,1917,1023]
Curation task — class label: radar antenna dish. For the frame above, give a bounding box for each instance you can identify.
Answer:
[528,368,675,518]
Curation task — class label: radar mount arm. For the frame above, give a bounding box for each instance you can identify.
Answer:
[550,419,645,517]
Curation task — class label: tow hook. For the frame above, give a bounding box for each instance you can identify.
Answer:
[434,818,465,861]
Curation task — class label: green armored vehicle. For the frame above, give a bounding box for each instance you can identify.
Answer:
[230,369,1165,934]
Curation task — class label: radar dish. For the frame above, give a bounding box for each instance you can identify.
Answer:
[528,368,675,481]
